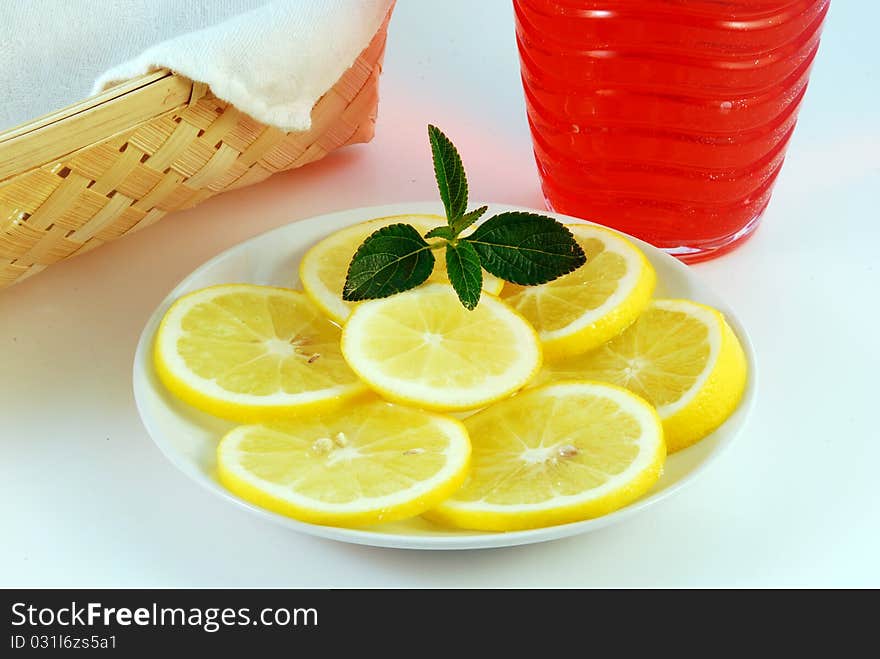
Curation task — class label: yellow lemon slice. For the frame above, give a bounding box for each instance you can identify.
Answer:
[427,381,665,531]
[341,283,541,411]
[217,400,471,527]
[300,214,505,324]
[154,284,367,422]
[537,299,748,453]
[501,224,655,360]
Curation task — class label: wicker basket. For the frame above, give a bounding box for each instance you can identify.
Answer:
[0,14,390,290]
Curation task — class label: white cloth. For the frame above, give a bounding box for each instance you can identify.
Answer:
[0,0,392,133]
[0,1,256,131]
[94,0,393,132]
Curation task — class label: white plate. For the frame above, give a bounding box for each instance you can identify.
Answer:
[133,202,757,550]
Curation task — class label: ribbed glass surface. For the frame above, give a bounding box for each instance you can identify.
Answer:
[515,0,830,261]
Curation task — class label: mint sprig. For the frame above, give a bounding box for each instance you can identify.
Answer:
[343,224,434,301]
[450,205,487,236]
[428,124,468,221]
[445,240,483,310]
[467,212,586,285]
[342,125,586,309]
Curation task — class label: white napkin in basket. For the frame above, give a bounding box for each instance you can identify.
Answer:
[93,0,393,132]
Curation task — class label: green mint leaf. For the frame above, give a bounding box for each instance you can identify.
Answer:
[428,124,468,221]
[445,240,483,310]
[450,205,488,236]
[342,224,435,301]
[464,212,586,285]
[424,226,455,240]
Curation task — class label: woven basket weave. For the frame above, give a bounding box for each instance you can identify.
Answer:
[0,15,389,290]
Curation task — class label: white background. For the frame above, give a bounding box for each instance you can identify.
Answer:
[2,1,877,587]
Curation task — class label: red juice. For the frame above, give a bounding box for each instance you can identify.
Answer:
[514,0,830,262]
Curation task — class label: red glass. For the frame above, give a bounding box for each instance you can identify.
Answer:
[514,0,830,262]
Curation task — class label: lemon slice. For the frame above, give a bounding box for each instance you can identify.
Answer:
[341,283,541,411]
[426,381,665,531]
[537,299,748,453]
[501,224,655,360]
[299,214,504,324]
[154,284,368,422]
[217,400,471,527]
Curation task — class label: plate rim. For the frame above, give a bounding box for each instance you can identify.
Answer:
[132,201,758,550]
